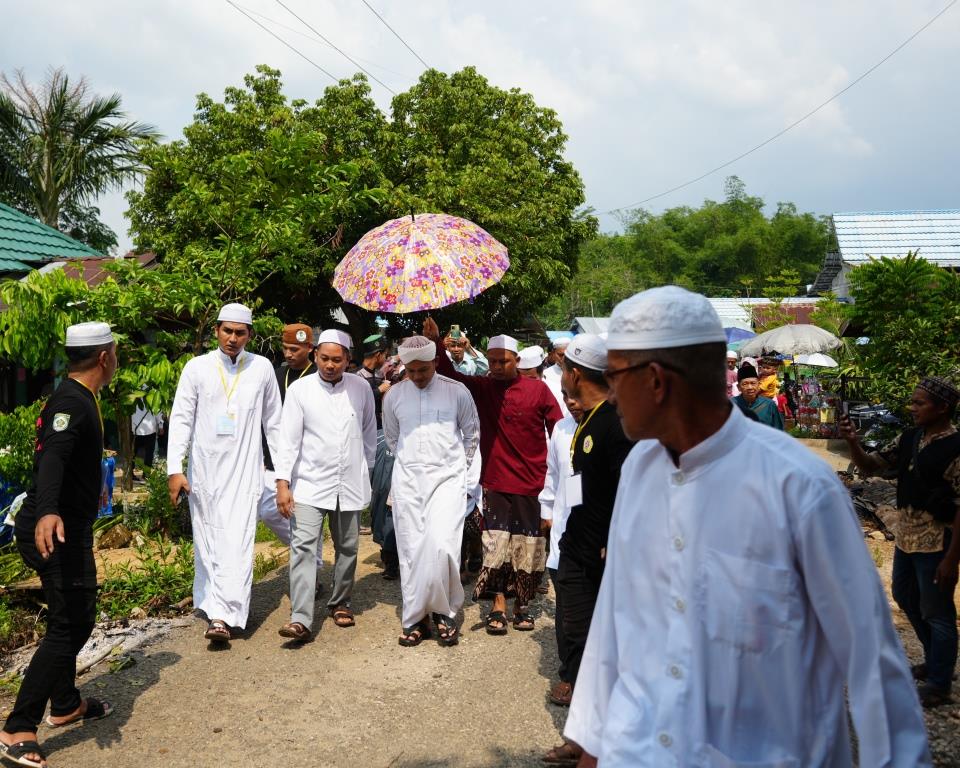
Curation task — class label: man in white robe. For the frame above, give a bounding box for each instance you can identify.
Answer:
[543,337,571,418]
[383,336,480,647]
[564,286,931,767]
[274,330,376,638]
[167,303,282,644]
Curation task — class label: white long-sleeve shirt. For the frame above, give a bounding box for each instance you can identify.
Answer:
[539,415,576,570]
[565,406,931,767]
[542,364,570,418]
[273,373,376,511]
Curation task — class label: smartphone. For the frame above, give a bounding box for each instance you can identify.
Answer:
[450,324,462,339]
[842,402,849,418]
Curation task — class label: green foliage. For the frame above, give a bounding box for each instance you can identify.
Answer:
[846,251,960,411]
[254,521,279,543]
[253,548,285,582]
[810,292,848,336]
[98,536,194,618]
[122,462,184,539]
[0,543,31,587]
[0,401,42,491]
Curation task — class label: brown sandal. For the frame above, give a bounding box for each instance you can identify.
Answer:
[278,621,311,642]
[549,680,573,706]
[204,620,231,642]
[330,605,355,627]
[543,740,583,765]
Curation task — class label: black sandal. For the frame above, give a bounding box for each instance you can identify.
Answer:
[432,613,460,646]
[45,697,113,728]
[485,610,508,635]
[0,739,46,768]
[512,611,535,631]
[398,621,431,647]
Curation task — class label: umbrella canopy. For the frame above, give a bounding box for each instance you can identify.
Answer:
[795,353,839,368]
[724,327,756,343]
[739,324,841,357]
[333,213,510,313]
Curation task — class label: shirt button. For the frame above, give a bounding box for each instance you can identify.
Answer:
[675,598,686,613]
[669,665,682,679]
[659,733,673,748]
[673,536,684,551]
[672,471,685,484]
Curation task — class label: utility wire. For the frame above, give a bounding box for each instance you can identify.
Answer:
[274,0,396,94]
[226,0,339,83]
[360,0,431,70]
[603,0,957,214]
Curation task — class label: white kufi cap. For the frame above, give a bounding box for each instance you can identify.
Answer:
[518,345,545,369]
[566,333,608,372]
[217,302,253,325]
[66,322,114,348]
[487,334,519,354]
[607,286,725,351]
[552,336,572,349]
[398,335,437,364]
[317,329,352,349]
[726,350,738,360]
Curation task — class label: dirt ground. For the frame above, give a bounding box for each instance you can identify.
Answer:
[3,534,959,767]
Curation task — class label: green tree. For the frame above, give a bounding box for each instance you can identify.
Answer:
[0,68,159,250]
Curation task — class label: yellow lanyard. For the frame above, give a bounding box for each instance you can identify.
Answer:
[285,361,314,391]
[74,379,105,444]
[570,400,606,466]
[217,355,246,412]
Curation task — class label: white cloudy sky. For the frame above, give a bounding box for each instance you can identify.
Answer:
[5,0,959,253]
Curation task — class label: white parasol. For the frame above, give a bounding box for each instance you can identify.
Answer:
[794,353,839,368]
[739,324,841,357]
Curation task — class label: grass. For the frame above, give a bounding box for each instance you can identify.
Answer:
[871,544,885,568]
[98,536,194,619]
[255,521,279,543]
[253,549,285,582]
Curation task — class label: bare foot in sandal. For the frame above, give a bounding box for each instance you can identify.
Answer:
[45,697,113,728]
[0,730,46,768]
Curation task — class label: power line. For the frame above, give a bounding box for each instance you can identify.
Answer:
[360,0,431,70]
[603,0,957,214]
[274,0,396,94]
[225,0,339,83]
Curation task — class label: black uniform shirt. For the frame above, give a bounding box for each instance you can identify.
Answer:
[559,400,635,570]
[16,378,103,545]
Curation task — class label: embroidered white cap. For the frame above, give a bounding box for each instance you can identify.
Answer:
[518,345,545,369]
[317,329,352,349]
[217,303,253,325]
[65,322,114,348]
[398,335,436,364]
[566,333,608,372]
[552,336,572,349]
[607,286,725,351]
[488,334,519,354]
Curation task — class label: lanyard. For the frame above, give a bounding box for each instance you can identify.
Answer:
[285,361,314,391]
[217,355,247,411]
[74,379,105,444]
[570,400,605,465]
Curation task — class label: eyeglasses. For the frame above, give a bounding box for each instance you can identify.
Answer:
[603,359,682,384]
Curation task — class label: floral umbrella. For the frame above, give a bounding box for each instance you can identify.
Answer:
[333,213,510,313]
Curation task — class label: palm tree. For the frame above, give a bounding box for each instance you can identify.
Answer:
[0,67,160,244]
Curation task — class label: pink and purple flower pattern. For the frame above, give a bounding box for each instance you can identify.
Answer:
[333,213,510,313]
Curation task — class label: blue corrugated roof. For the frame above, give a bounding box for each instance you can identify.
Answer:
[0,202,102,272]
[834,209,960,266]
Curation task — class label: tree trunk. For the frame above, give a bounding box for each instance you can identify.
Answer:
[111,397,136,492]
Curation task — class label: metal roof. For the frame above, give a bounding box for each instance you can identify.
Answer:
[709,298,817,330]
[0,202,102,271]
[571,317,610,335]
[834,209,960,266]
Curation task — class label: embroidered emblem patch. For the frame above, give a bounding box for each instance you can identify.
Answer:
[52,413,71,432]
[296,329,307,342]
[583,435,594,454]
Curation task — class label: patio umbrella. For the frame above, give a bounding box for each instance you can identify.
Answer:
[795,353,839,368]
[724,327,755,343]
[333,213,510,313]
[739,324,841,358]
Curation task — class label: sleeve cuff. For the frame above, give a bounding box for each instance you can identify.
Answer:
[167,461,183,476]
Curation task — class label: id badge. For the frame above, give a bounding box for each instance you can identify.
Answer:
[565,473,583,507]
[216,413,237,436]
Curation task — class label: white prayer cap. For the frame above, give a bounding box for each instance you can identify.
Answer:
[65,322,114,348]
[217,302,253,325]
[397,335,437,364]
[518,345,545,369]
[726,350,738,360]
[552,336,572,349]
[488,334,519,354]
[317,329,352,349]
[566,334,608,372]
[607,286,725,351]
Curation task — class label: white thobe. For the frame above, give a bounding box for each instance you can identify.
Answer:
[538,416,576,571]
[167,349,282,628]
[565,406,931,767]
[273,374,376,511]
[384,374,480,628]
[542,364,570,418]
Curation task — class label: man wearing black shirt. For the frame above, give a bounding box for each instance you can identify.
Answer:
[1,322,118,768]
[543,333,634,765]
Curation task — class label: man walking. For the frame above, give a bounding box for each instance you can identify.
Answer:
[564,286,929,766]
[167,303,283,644]
[543,337,572,417]
[1,323,117,768]
[383,336,480,647]
[274,330,376,639]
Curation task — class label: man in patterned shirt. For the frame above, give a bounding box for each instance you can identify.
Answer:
[841,375,960,708]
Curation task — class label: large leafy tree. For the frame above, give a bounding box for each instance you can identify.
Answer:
[0,68,159,251]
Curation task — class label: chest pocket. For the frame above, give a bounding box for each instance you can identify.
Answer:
[697,548,802,654]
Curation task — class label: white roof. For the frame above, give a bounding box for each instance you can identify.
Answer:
[572,317,610,334]
[834,209,960,266]
[708,297,815,331]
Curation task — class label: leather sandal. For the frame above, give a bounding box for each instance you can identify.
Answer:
[543,740,583,765]
[278,622,311,642]
[330,605,355,627]
[204,620,231,642]
[549,680,573,706]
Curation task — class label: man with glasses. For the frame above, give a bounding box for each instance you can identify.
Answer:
[563,286,929,767]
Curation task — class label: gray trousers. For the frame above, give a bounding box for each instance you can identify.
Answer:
[289,501,359,628]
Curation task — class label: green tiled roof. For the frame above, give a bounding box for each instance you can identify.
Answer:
[0,202,102,270]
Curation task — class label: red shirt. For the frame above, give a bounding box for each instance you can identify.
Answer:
[436,349,562,496]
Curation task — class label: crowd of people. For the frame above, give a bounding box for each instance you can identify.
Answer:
[2,284,957,767]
